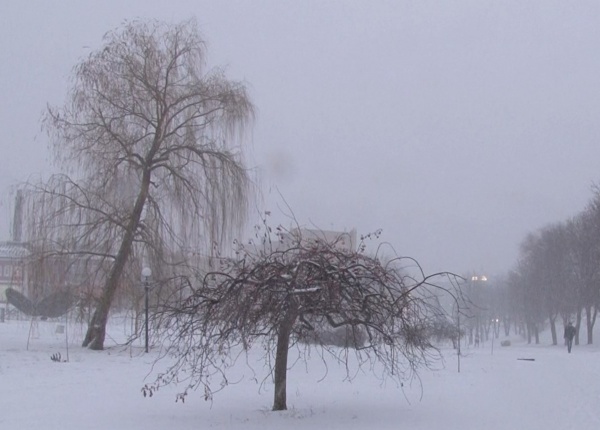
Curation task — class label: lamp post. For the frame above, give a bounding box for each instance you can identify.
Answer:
[470,275,487,346]
[451,293,461,373]
[457,300,461,373]
[141,267,152,353]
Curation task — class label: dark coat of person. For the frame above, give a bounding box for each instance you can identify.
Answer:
[564,324,576,340]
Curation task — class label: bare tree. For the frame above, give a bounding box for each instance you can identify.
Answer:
[503,185,600,347]
[508,253,545,345]
[145,223,460,411]
[22,19,254,350]
[539,223,574,345]
[567,206,600,345]
[515,223,573,345]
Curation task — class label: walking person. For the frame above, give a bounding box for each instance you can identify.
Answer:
[564,321,576,353]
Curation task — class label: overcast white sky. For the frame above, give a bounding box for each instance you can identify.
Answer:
[2,0,600,277]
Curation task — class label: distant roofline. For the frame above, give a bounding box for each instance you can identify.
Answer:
[0,241,31,259]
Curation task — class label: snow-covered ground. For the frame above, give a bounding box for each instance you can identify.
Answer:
[1,316,598,430]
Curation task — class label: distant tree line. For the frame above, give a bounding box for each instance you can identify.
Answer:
[486,187,600,347]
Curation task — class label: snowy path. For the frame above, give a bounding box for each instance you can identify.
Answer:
[412,346,600,430]
[1,320,599,430]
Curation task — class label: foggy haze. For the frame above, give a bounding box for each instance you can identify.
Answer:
[2,0,600,276]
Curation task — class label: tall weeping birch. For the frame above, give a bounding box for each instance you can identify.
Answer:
[31,19,253,350]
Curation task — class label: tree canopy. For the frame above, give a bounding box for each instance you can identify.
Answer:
[146,223,458,410]
[22,19,254,350]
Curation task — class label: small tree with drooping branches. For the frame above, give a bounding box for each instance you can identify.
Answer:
[146,221,461,411]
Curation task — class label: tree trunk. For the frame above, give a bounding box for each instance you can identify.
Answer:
[82,168,152,350]
[272,308,298,411]
[81,266,128,349]
[82,300,110,350]
[503,316,510,336]
[484,319,491,341]
[549,314,557,345]
[585,305,597,344]
[575,309,582,346]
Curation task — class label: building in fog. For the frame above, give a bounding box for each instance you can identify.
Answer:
[0,241,29,302]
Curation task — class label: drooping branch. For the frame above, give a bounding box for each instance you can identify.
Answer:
[149,222,461,409]
[21,19,254,350]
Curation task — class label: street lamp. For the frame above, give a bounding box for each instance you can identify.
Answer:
[141,267,152,353]
[469,274,488,347]
[451,295,461,373]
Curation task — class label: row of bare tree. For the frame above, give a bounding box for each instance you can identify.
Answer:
[501,188,600,345]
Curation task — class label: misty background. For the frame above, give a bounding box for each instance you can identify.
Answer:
[2,0,600,276]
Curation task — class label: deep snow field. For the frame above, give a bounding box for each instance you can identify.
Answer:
[1,315,599,430]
